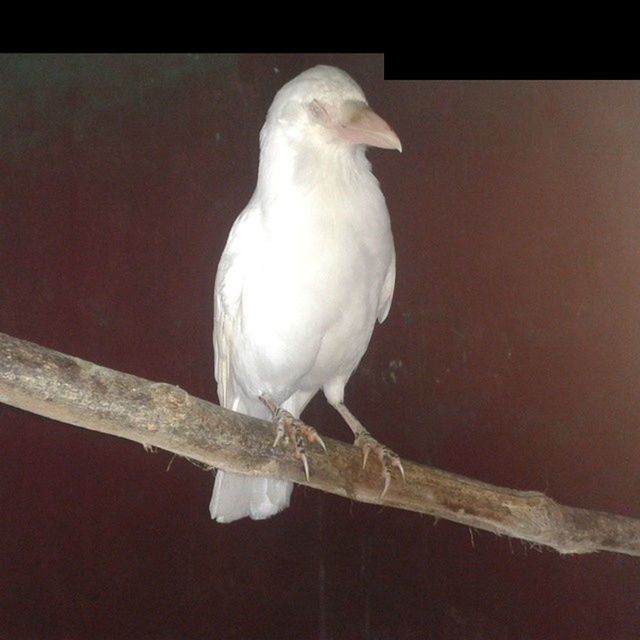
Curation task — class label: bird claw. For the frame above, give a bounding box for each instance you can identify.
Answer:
[261,397,326,480]
[272,421,286,449]
[355,432,405,497]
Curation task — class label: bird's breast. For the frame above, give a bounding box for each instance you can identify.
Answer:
[230,176,394,398]
[263,184,391,296]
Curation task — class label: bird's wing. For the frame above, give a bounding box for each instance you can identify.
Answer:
[213,288,237,410]
[377,247,396,323]
[213,202,259,411]
[212,200,295,524]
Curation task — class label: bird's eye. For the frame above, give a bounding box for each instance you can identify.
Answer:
[306,99,329,123]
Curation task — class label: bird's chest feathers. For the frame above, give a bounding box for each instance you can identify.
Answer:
[264,189,388,294]
[261,157,390,274]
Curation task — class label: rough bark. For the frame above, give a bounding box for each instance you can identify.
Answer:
[1,331,639,556]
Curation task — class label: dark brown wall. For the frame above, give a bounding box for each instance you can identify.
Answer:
[1,54,639,638]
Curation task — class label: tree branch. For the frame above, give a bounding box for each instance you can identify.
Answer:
[1,331,639,557]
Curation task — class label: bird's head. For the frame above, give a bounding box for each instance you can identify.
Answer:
[262,65,401,154]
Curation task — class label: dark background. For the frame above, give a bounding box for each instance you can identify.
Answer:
[1,53,639,639]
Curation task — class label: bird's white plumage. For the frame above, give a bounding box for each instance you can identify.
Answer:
[210,65,398,522]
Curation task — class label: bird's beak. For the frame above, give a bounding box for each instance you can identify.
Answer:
[336,100,402,152]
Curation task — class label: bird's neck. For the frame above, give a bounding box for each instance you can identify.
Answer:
[256,130,376,209]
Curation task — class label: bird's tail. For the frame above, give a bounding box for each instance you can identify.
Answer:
[209,393,293,523]
[210,471,293,523]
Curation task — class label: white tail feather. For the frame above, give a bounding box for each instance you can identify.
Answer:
[210,470,293,523]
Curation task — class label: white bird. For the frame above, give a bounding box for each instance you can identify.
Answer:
[210,65,403,523]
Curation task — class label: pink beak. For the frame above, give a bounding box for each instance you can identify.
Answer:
[335,100,402,152]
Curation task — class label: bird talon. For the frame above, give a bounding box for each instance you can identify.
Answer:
[362,445,371,469]
[394,457,406,481]
[301,453,310,481]
[314,433,328,453]
[272,426,285,449]
[298,424,327,454]
[354,431,403,495]
[263,398,325,479]
[380,471,392,498]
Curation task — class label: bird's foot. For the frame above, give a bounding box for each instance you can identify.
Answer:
[260,396,327,480]
[354,430,405,497]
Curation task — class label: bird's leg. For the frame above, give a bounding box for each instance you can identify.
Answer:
[331,401,405,497]
[259,394,327,480]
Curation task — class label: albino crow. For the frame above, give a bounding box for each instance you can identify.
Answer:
[211,65,403,523]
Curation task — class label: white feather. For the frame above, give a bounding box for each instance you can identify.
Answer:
[210,66,398,523]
